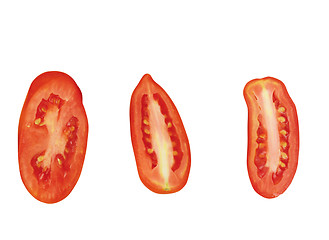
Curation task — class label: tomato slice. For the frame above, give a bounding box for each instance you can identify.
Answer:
[18,71,88,203]
[130,74,191,194]
[244,77,299,198]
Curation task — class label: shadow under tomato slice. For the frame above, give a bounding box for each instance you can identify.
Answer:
[18,71,88,203]
[244,77,299,198]
[130,74,191,194]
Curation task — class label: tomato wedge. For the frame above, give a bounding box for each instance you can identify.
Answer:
[18,71,88,203]
[244,77,299,198]
[130,74,191,194]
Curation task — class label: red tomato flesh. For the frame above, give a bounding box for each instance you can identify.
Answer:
[18,72,88,203]
[130,74,191,194]
[244,77,299,198]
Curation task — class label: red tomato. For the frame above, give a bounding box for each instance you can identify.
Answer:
[244,77,299,198]
[18,71,88,203]
[130,74,191,194]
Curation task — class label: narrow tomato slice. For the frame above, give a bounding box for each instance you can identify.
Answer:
[244,77,299,198]
[130,74,191,194]
[18,71,88,203]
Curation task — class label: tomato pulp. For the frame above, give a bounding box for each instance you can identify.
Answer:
[18,71,88,203]
[130,74,191,194]
[244,77,299,198]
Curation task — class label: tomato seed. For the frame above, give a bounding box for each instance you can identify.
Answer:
[278,116,286,123]
[147,148,154,154]
[258,143,266,148]
[279,161,286,168]
[280,130,287,136]
[281,152,288,159]
[35,118,41,125]
[280,141,287,148]
[278,106,286,113]
[37,155,44,162]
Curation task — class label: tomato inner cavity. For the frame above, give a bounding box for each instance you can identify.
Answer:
[141,93,183,185]
[31,94,79,187]
[253,90,289,185]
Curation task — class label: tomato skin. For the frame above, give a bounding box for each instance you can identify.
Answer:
[244,77,299,198]
[130,74,191,194]
[18,71,88,203]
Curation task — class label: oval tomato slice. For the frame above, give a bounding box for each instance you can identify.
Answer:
[244,77,299,198]
[130,74,191,194]
[18,71,88,203]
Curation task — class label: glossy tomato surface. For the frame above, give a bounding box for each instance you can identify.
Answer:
[18,71,88,203]
[244,77,299,198]
[130,74,191,194]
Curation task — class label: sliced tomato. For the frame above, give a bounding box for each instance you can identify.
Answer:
[18,71,88,203]
[244,77,299,198]
[130,74,191,194]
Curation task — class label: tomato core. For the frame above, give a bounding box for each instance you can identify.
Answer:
[253,91,290,185]
[30,93,79,189]
[141,93,183,187]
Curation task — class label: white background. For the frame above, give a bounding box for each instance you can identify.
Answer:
[0,0,328,239]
